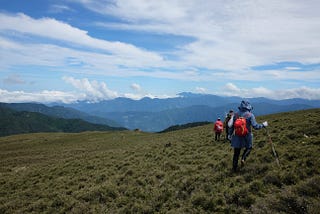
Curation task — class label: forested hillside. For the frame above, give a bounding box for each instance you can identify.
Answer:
[0,102,120,127]
[0,107,126,137]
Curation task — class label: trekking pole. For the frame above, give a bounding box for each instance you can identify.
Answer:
[265,128,280,167]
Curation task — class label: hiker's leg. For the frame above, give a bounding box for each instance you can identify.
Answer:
[233,148,241,172]
[241,147,252,161]
[215,132,218,141]
[241,134,253,161]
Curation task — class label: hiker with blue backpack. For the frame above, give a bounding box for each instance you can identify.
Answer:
[228,100,268,172]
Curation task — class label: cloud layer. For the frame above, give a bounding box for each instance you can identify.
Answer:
[83,0,320,68]
[0,1,319,102]
[1,77,319,104]
[222,83,320,100]
[1,1,319,80]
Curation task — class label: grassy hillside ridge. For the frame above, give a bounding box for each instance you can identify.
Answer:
[0,109,319,213]
[159,121,212,133]
[0,102,121,127]
[0,106,126,137]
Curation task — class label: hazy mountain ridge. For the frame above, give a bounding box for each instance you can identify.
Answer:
[62,93,240,113]
[50,93,319,132]
[101,103,315,132]
[2,93,320,132]
[63,93,320,114]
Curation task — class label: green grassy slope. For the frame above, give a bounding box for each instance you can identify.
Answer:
[0,109,319,213]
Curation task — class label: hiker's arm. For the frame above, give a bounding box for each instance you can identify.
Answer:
[250,114,264,130]
[228,115,234,128]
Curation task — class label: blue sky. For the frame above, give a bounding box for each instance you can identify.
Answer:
[1,0,320,103]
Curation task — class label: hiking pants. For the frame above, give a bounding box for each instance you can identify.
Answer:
[232,147,252,171]
[215,132,221,141]
[225,127,229,140]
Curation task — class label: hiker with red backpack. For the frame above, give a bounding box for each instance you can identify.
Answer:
[228,100,268,172]
[214,118,224,141]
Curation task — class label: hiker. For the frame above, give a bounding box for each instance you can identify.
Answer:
[214,118,224,141]
[224,110,234,141]
[228,100,268,172]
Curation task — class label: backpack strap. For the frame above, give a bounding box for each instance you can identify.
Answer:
[243,112,252,119]
[243,112,252,132]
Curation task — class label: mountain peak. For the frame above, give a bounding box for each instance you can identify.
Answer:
[178,92,208,98]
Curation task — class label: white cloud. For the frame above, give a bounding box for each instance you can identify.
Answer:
[82,0,320,69]
[0,13,163,63]
[1,1,320,103]
[0,89,80,103]
[223,83,241,94]
[130,83,141,92]
[123,93,175,100]
[195,87,206,94]
[1,7,319,82]
[0,36,162,75]
[221,83,274,98]
[273,87,320,100]
[285,67,300,70]
[221,83,320,100]
[49,5,75,13]
[63,76,118,101]
[0,77,131,103]
[1,82,319,104]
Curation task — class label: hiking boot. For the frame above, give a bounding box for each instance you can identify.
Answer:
[241,159,245,167]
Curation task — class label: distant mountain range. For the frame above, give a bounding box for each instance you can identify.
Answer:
[60,93,320,132]
[2,93,320,133]
[0,106,126,137]
[60,92,320,113]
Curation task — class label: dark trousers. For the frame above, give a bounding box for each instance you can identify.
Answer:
[225,128,229,140]
[215,132,221,141]
[233,147,252,171]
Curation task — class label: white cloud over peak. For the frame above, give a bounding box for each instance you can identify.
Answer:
[63,76,119,101]
[223,83,241,94]
[222,83,320,100]
[0,81,319,104]
[195,87,206,94]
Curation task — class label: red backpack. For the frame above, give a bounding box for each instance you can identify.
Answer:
[234,115,249,136]
[214,121,223,133]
